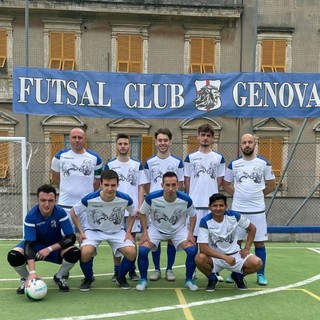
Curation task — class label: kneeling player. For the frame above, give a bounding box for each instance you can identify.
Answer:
[195,193,262,291]
[7,184,80,294]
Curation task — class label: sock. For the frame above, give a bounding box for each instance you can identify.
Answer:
[80,258,94,280]
[208,273,218,281]
[138,246,150,279]
[231,272,244,280]
[114,264,121,272]
[184,246,197,280]
[166,242,176,271]
[255,246,266,275]
[152,244,161,271]
[118,257,134,279]
[13,264,29,279]
[56,259,74,278]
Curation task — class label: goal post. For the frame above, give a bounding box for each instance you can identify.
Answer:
[0,137,28,239]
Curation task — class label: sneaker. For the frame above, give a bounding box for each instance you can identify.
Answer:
[116,277,131,289]
[111,270,119,282]
[136,278,148,291]
[129,270,139,281]
[205,279,218,292]
[257,274,268,286]
[192,270,197,280]
[225,274,234,283]
[53,274,69,292]
[149,270,161,281]
[231,274,248,290]
[80,276,95,292]
[184,279,199,291]
[216,273,224,282]
[16,278,26,294]
[165,269,176,281]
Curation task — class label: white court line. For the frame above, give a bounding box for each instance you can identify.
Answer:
[40,274,320,320]
[308,248,320,254]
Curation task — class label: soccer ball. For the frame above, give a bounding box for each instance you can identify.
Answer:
[25,278,48,300]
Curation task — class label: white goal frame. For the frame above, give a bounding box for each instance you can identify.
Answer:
[0,137,28,237]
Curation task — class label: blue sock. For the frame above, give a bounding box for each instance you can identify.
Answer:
[80,258,94,280]
[166,242,176,270]
[152,244,161,271]
[118,257,134,279]
[208,273,218,281]
[255,246,266,275]
[114,264,120,272]
[231,272,244,280]
[138,246,150,279]
[184,246,197,281]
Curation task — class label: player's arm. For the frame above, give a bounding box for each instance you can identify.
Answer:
[217,176,223,188]
[51,170,60,185]
[199,242,235,266]
[70,207,85,242]
[184,176,190,194]
[144,183,150,195]
[139,208,150,245]
[137,184,145,213]
[93,177,101,191]
[222,179,234,195]
[264,178,276,196]
[187,215,196,245]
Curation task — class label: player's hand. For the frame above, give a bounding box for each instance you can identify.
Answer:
[78,231,87,243]
[36,248,51,260]
[139,232,150,246]
[239,248,250,258]
[225,255,236,266]
[125,232,135,243]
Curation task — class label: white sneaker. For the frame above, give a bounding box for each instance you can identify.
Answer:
[136,279,148,291]
[149,270,161,281]
[216,273,224,282]
[165,269,176,281]
[184,279,199,291]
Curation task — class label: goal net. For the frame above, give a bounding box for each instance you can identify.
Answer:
[0,137,29,239]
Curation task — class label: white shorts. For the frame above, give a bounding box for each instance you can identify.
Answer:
[124,216,141,233]
[193,209,208,237]
[236,212,268,242]
[148,225,189,252]
[212,251,253,274]
[81,229,135,257]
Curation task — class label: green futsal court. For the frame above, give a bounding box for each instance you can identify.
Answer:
[0,241,319,320]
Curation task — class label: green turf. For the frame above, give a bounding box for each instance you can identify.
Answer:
[1,241,319,320]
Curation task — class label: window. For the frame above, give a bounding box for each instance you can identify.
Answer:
[141,135,154,164]
[49,32,76,70]
[190,38,215,73]
[258,138,283,182]
[256,29,294,73]
[43,19,82,70]
[0,29,7,71]
[117,35,143,73]
[261,40,286,72]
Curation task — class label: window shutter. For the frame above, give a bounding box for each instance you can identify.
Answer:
[261,40,286,72]
[274,40,286,72]
[117,35,129,72]
[187,136,198,154]
[141,135,154,164]
[203,38,215,72]
[50,133,65,160]
[0,29,7,68]
[190,38,215,73]
[258,138,283,181]
[261,40,274,71]
[130,35,142,72]
[190,38,202,73]
[49,32,62,69]
[0,131,9,178]
[62,32,76,70]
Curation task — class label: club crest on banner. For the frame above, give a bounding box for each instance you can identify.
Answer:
[194,79,222,111]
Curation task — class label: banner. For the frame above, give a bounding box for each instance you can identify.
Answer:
[13,67,320,119]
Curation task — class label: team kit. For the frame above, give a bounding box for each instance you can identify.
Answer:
[7,125,275,299]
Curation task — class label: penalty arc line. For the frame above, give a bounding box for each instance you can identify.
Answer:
[41,274,320,320]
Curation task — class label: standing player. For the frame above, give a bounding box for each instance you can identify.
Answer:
[184,123,225,280]
[7,184,80,293]
[70,170,137,290]
[144,128,184,281]
[223,133,276,286]
[195,193,262,291]
[51,127,103,285]
[135,172,198,291]
[104,133,147,281]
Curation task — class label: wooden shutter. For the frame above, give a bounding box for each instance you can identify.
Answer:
[50,133,65,160]
[49,32,62,69]
[190,38,215,73]
[117,35,142,73]
[258,138,283,181]
[0,29,7,68]
[187,136,198,154]
[0,131,9,178]
[261,40,286,72]
[141,135,154,164]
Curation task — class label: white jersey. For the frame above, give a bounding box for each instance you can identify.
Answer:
[197,210,250,254]
[224,156,275,213]
[51,148,103,207]
[73,190,134,233]
[140,190,195,234]
[184,150,225,208]
[144,154,184,192]
[104,157,147,214]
